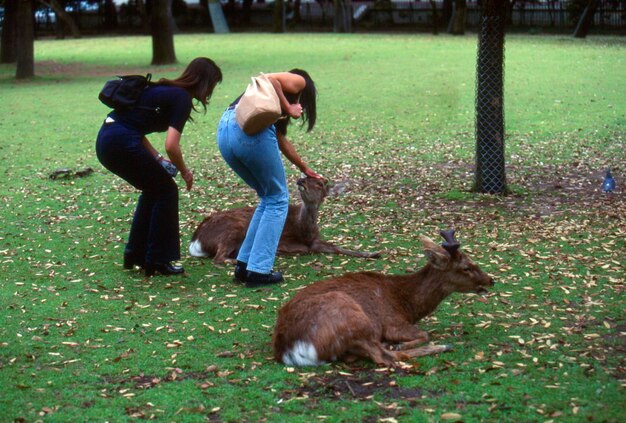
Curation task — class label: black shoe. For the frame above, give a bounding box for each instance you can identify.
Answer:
[123,251,144,270]
[234,261,247,283]
[244,270,283,288]
[145,262,185,277]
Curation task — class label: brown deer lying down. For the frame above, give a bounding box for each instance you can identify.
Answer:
[189,177,381,263]
[272,230,495,367]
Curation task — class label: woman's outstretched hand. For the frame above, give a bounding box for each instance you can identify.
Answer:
[303,167,323,180]
[181,169,194,191]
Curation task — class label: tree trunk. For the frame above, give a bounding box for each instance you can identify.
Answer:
[38,0,82,38]
[1,0,18,63]
[429,0,439,35]
[198,0,210,26]
[505,0,516,27]
[102,0,118,30]
[151,0,177,65]
[474,0,508,194]
[449,0,466,35]
[333,0,352,33]
[16,0,35,79]
[573,0,599,38]
[442,0,453,29]
[137,0,151,34]
[241,0,253,24]
[273,0,285,33]
[292,0,302,23]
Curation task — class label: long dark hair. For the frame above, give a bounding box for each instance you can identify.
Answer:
[159,57,223,114]
[285,68,317,133]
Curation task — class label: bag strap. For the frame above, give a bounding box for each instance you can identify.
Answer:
[133,73,160,114]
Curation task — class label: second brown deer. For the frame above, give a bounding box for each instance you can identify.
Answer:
[272,230,495,367]
[189,177,380,263]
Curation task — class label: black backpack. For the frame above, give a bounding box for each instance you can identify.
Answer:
[98,73,159,113]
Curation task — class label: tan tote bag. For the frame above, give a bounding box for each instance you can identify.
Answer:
[235,73,282,135]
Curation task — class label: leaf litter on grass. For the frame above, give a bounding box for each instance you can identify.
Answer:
[2,42,625,421]
[3,142,624,421]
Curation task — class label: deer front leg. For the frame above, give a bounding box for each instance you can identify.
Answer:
[399,344,452,358]
[344,339,398,367]
[383,324,429,344]
[277,242,312,255]
[212,242,239,265]
[311,240,381,259]
[392,338,430,351]
[212,246,230,264]
[382,323,430,351]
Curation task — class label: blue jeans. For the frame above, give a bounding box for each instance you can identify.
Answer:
[217,108,289,274]
[96,122,180,265]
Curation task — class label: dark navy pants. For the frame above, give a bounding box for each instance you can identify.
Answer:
[96,122,180,265]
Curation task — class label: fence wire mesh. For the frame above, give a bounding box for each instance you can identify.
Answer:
[475,12,507,194]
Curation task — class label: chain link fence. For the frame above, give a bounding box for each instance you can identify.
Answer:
[474,11,507,195]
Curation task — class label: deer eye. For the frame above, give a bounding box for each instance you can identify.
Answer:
[462,267,472,273]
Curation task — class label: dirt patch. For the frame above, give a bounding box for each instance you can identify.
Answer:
[280,370,438,402]
[35,60,180,78]
[278,370,443,421]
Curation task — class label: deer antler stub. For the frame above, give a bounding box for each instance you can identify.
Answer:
[440,229,460,254]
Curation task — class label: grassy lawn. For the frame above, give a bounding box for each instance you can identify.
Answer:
[0,33,624,422]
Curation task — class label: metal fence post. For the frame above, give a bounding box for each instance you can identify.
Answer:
[474,0,508,195]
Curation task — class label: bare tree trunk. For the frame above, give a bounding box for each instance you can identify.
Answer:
[38,0,82,38]
[151,0,177,65]
[198,0,210,26]
[137,0,151,34]
[505,0,516,26]
[292,0,302,23]
[16,0,35,79]
[242,0,253,24]
[442,0,453,29]
[102,0,118,30]
[333,0,352,33]
[1,0,18,63]
[273,0,285,33]
[429,0,439,35]
[573,0,599,38]
[450,0,466,35]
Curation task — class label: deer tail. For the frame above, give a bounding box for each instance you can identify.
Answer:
[189,239,207,257]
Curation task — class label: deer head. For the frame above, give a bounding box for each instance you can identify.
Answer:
[296,177,332,206]
[419,230,494,294]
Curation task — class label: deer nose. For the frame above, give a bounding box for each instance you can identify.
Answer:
[296,178,305,186]
[488,277,495,286]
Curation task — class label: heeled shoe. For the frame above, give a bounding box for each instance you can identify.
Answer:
[123,252,145,270]
[244,270,283,288]
[233,261,247,283]
[145,262,185,277]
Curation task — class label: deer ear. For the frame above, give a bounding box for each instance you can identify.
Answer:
[419,235,451,269]
[329,180,348,197]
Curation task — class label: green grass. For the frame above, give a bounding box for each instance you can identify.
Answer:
[1,33,624,422]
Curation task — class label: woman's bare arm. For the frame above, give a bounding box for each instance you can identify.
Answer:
[267,72,306,119]
[164,127,193,191]
[276,132,322,179]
